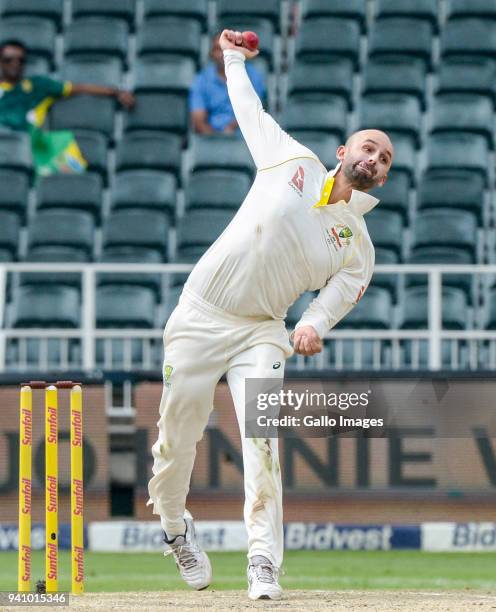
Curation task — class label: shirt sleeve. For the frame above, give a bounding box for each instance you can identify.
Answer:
[223,49,313,170]
[189,73,208,112]
[294,233,375,338]
[35,76,72,98]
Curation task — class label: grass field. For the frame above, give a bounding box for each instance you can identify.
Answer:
[2,550,496,593]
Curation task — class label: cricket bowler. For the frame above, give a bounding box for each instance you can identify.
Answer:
[148,29,394,600]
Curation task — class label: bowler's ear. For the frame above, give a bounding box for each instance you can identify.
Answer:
[336,145,345,161]
[378,173,388,187]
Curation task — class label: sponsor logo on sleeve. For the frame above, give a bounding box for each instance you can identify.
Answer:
[289,165,305,196]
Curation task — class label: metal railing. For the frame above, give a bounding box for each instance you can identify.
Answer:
[0,263,495,372]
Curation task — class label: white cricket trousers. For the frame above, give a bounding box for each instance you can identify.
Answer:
[147,288,293,568]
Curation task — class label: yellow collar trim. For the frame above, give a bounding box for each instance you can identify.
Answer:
[0,81,14,90]
[312,176,335,208]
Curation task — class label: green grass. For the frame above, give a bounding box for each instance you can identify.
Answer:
[2,550,496,592]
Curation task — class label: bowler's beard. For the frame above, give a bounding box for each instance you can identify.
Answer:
[343,160,378,190]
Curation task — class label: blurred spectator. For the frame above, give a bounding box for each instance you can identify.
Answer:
[189,32,266,134]
[0,39,135,176]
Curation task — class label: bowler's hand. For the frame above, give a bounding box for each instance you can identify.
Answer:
[292,326,323,356]
[219,29,260,60]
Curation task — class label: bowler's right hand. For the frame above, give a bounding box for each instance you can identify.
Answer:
[219,29,260,60]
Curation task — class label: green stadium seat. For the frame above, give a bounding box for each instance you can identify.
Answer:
[287,59,354,109]
[411,210,478,259]
[418,169,485,223]
[137,18,202,66]
[72,0,136,29]
[64,18,129,67]
[426,133,489,183]
[372,247,400,302]
[10,285,80,328]
[483,288,496,329]
[143,0,208,31]
[441,19,496,60]
[176,210,235,261]
[437,58,496,104]
[72,130,108,182]
[96,285,156,328]
[189,134,254,177]
[37,174,103,221]
[290,132,340,169]
[1,0,63,31]
[218,17,275,68]
[134,55,195,95]
[359,93,422,148]
[123,93,187,135]
[447,0,496,20]
[301,0,366,32]
[218,0,281,32]
[49,95,115,139]
[283,96,347,140]
[0,17,55,65]
[369,18,433,69]
[115,131,182,179]
[431,93,494,148]
[400,286,468,329]
[375,0,438,29]
[336,286,392,329]
[25,56,51,77]
[27,210,95,257]
[20,246,90,288]
[112,170,177,220]
[0,171,29,221]
[389,135,416,186]
[295,18,361,68]
[0,212,20,258]
[365,209,403,257]
[369,171,410,222]
[95,338,146,370]
[61,56,123,88]
[406,247,474,301]
[98,246,164,298]
[0,132,33,178]
[363,58,427,109]
[185,170,250,212]
[285,292,316,327]
[103,210,170,253]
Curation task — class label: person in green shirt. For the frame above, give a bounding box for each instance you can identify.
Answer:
[0,39,135,176]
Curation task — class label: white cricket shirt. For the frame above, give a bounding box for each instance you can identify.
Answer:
[185,49,379,338]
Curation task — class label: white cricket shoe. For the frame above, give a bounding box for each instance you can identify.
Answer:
[247,555,283,600]
[164,513,212,590]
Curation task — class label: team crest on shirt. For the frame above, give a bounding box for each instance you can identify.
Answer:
[164,364,174,387]
[326,224,354,252]
[288,165,305,196]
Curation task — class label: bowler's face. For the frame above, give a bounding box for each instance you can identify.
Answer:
[341,132,393,190]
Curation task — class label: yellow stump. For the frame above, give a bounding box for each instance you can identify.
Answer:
[45,386,58,592]
[18,386,32,592]
[70,385,84,594]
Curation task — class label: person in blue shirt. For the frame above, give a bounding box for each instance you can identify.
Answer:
[189,32,266,134]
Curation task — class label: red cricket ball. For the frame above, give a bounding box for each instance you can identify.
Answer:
[242,31,259,51]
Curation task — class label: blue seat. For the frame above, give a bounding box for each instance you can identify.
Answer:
[10,285,80,328]
[27,210,94,257]
[103,210,170,255]
[289,132,340,169]
[437,58,496,105]
[98,246,164,297]
[0,131,32,178]
[20,246,89,289]
[134,55,195,95]
[0,17,55,66]
[400,287,468,330]
[61,56,122,88]
[447,0,496,20]
[176,210,235,261]
[369,171,410,222]
[50,96,115,139]
[0,212,20,259]
[189,134,254,177]
[389,135,417,186]
[96,286,156,328]
[112,170,177,221]
[295,17,361,68]
[0,0,63,30]
[365,209,404,258]
[363,57,427,109]
[217,0,281,32]
[411,209,478,260]
[375,0,438,29]
[72,0,136,29]
[37,174,103,221]
[336,287,392,329]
